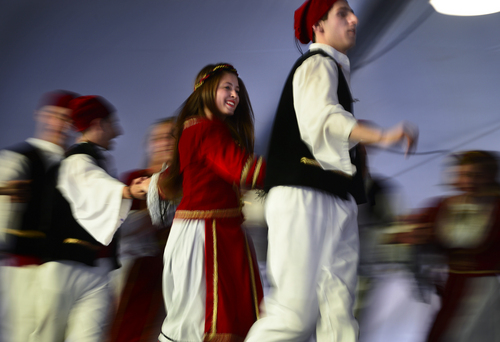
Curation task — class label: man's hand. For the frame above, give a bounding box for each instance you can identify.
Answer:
[380,122,419,157]
[129,177,149,200]
[0,180,32,203]
[350,120,418,157]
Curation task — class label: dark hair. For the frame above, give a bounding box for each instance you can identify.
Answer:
[160,63,255,198]
[153,116,176,126]
[312,11,330,43]
[455,150,499,181]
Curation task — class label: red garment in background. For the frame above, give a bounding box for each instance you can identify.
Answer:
[422,196,500,342]
[107,169,167,342]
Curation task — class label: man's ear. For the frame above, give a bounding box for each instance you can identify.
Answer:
[312,21,324,35]
[33,107,47,122]
[89,117,103,132]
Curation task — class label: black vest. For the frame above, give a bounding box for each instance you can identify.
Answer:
[2,142,54,257]
[265,50,366,203]
[45,142,119,268]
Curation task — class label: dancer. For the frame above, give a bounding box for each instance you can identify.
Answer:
[0,90,78,342]
[145,63,265,342]
[32,95,146,342]
[108,117,177,342]
[394,151,500,342]
[246,1,417,341]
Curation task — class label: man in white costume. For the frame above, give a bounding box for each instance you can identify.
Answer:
[246,0,417,341]
[31,95,146,342]
[0,90,78,342]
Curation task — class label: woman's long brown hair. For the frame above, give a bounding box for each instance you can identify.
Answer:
[159,63,255,200]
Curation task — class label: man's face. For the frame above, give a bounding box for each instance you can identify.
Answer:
[455,163,487,195]
[148,122,176,165]
[316,0,358,54]
[99,113,122,150]
[35,105,73,147]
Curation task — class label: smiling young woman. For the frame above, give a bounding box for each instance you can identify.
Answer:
[144,63,265,342]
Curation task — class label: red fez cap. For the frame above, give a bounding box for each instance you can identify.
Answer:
[294,0,338,44]
[69,95,115,132]
[37,90,79,109]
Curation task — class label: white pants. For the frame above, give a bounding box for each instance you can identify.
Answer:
[358,270,440,342]
[246,186,360,342]
[0,263,39,342]
[31,259,113,342]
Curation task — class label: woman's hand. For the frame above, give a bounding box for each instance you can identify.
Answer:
[125,177,150,200]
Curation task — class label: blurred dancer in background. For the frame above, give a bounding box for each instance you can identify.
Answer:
[108,117,177,342]
[394,150,500,342]
[32,95,146,342]
[0,90,78,342]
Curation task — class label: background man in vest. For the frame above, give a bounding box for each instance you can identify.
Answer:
[0,90,78,342]
[246,0,418,341]
[31,95,146,342]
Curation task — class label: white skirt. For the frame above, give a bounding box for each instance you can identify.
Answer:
[159,219,206,342]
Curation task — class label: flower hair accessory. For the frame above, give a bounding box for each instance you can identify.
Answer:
[194,64,238,91]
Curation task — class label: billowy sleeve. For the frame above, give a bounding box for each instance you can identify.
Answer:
[57,154,132,245]
[199,122,266,188]
[147,169,177,227]
[293,55,358,175]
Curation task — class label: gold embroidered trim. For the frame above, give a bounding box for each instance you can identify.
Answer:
[300,157,320,167]
[240,156,254,188]
[244,234,260,320]
[174,208,241,219]
[62,238,100,250]
[183,117,201,130]
[252,157,263,190]
[208,220,219,340]
[300,157,352,178]
[449,269,500,275]
[1,228,45,238]
[203,333,244,342]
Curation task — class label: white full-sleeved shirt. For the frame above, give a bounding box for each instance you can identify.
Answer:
[57,143,131,246]
[293,43,358,176]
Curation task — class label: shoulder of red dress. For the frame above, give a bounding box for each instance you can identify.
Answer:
[183,116,227,133]
[183,116,208,130]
